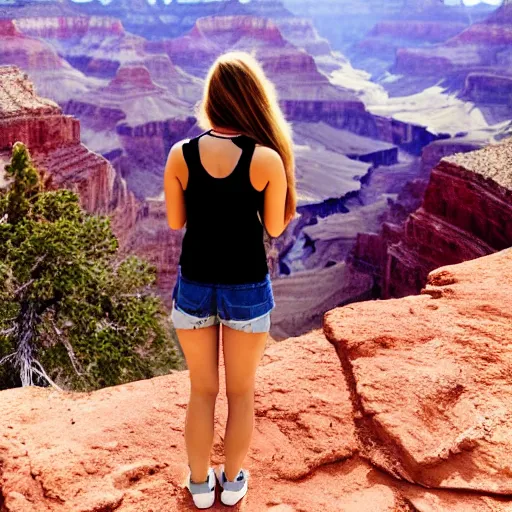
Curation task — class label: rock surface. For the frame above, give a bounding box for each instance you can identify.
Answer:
[1,252,512,510]
[324,248,512,495]
[64,64,194,198]
[0,331,358,511]
[391,1,512,124]
[0,18,102,105]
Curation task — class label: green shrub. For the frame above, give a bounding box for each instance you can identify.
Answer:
[0,142,183,391]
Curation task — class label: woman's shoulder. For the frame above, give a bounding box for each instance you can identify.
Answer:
[250,145,285,189]
[252,145,284,173]
[170,138,191,153]
[165,138,190,178]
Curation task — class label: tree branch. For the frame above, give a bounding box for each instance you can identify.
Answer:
[0,352,15,365]
[52,321,84,377]
[31,359,63,391]
[14,279,34,298]
[30,254,47,276]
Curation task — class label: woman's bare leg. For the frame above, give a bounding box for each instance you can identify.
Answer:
[176,325,220,484]
[222,325,267,481]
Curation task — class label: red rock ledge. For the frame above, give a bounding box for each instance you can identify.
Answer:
[325,247,512,497]
[0,250,511,511]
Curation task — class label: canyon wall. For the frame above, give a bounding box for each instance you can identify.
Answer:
[392,1,512,109]
[0,65,138,246]
[151,14,442,153]
[353,137,512,299]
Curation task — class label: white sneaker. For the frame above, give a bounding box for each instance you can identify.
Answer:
[186,466,216,509]
[215,464,249,506]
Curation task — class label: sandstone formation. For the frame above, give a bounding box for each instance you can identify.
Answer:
[392,1,512,124]
[72,0,292,41]
[284,0,494,74]
[1,4,202,109]
[13,12,123,41]
[0,330,358,511]
[0,65,137,246]
[1,251,512,510]
[274,17,332,58]
[354,136,512,299]
[0,19,99,105]
[269,123,410,337]
[325,247,512,495]
[147,15,395,143]
[354,19,469,78]
[63,64,195,198]
[18,16,203,103]
[153,14,442,153]
[271,123,427,338]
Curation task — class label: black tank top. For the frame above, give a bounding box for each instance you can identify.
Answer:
[178,129,269,284]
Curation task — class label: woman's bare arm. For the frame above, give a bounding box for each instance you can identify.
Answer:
[163,141,187,230]
[253,146,288,238]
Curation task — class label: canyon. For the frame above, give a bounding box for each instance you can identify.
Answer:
[0,247,510,511]
[389,0,512,124]
[0,0,510,339]
[0,4,511,508]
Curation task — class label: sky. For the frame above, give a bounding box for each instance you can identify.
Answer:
[446,0,502,4]
[71,0,504,6]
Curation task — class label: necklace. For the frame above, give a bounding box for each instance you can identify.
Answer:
[208,129,243,139]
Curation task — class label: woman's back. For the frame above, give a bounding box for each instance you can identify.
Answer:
[163,52,297,509]
[178,129,268,284]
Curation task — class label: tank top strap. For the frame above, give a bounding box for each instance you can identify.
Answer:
[233,136,257,183]
[182,132,210,183]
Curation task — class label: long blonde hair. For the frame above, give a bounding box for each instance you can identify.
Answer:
[197,51,296,224]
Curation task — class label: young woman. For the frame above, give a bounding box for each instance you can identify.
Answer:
[163,51,296,508]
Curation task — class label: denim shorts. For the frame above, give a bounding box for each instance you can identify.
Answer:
[171,268,275,333]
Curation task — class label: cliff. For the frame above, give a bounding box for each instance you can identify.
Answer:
[354,137,512,299]
[0,18,101,105]
[367,20,467,43]
[0,65,137,246]
[13,14,124,40]
[149,15,394,141]
[392,1,512,114]
[386,137,512,297]
[324,247,512,497]
[0,249,511,510]
[273,122,419,338]
[283,0,494,53]
[64,64,195,199]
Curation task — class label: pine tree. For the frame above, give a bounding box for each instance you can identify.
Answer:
[0,142,183,391]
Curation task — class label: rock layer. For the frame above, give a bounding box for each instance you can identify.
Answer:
[0,65,137,246]
[383,137,512,298]
[353,137,512,299]
[392,0,512,120]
